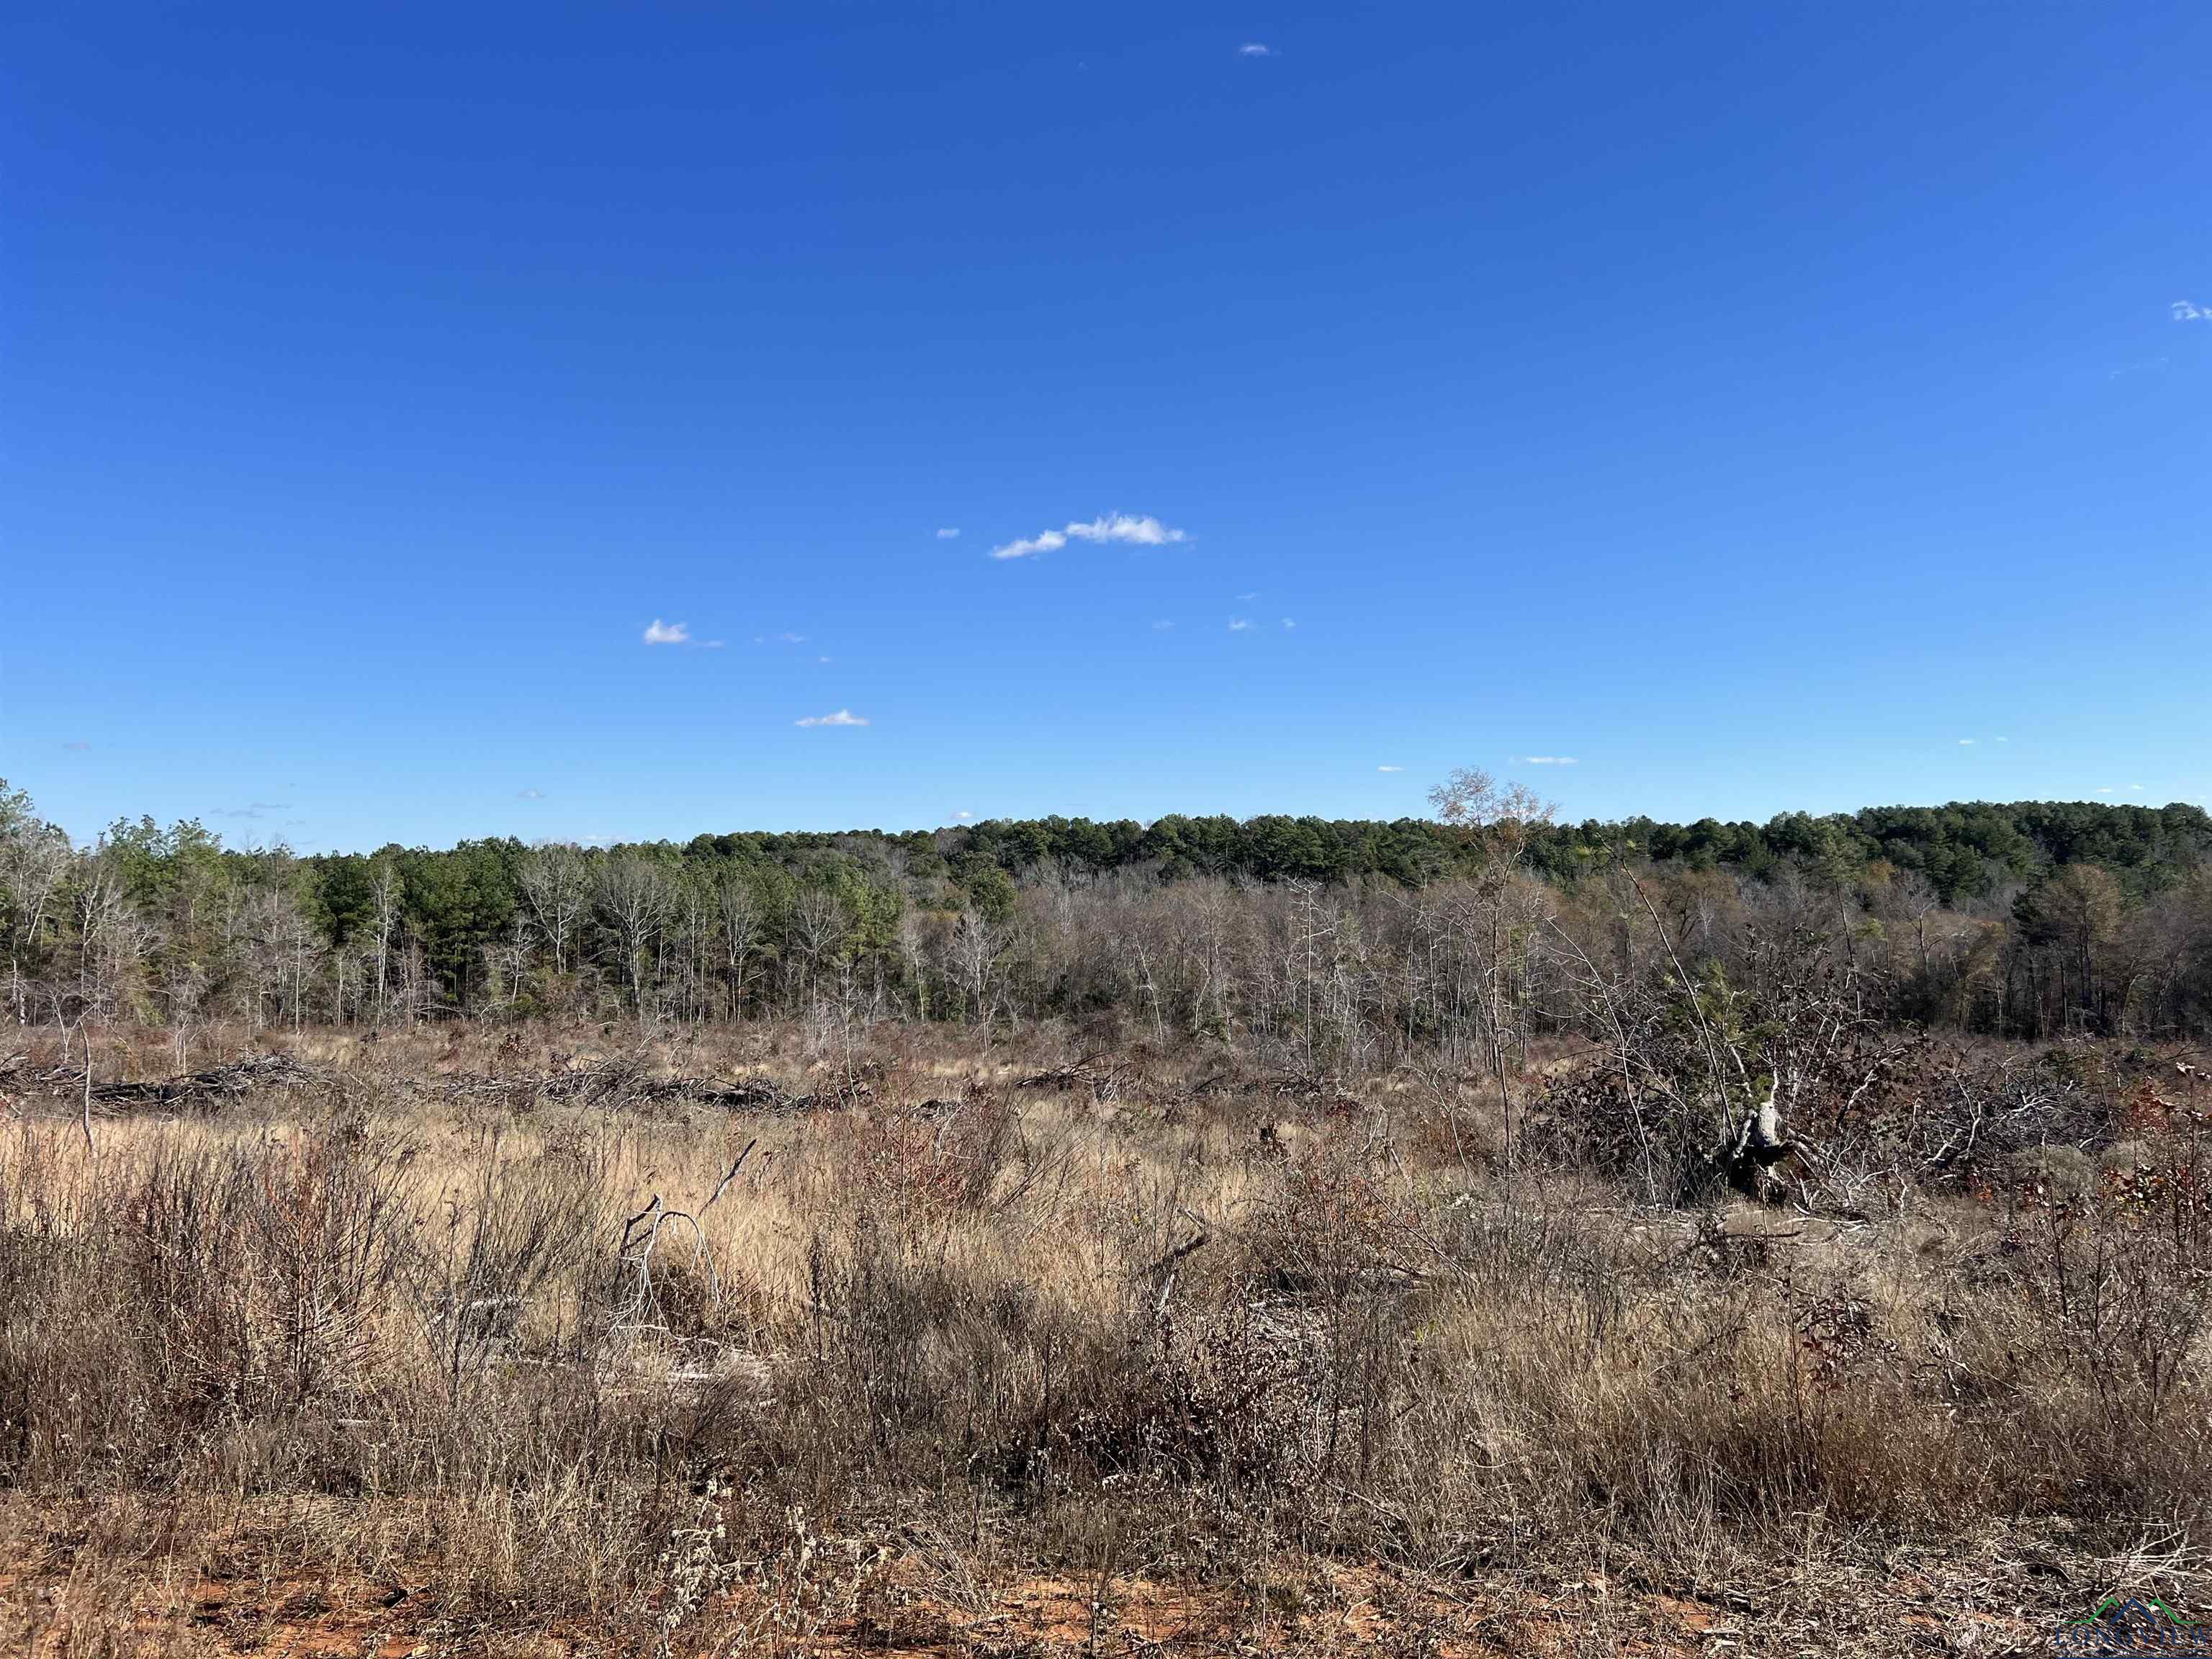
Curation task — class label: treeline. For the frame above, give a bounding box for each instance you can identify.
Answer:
[4,778,2209,1048]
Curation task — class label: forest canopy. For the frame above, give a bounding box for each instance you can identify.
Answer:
[4,780,2208,1042]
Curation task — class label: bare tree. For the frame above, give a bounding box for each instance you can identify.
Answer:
[1,789,71,1025]
[1428,768,1557,1167]
[788,884,845,1008]
[596,855,671,1020]
[281,892,320,1032]
[368,859,403,1028]
[518,842,590,977]
[948,907,1009,1027]
[716,867,763,1017]
[483,912,535,1011]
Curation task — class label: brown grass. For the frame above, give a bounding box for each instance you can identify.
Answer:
[0,1019,2206,1654]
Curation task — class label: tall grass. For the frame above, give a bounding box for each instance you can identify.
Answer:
[0,1020,2206,1649]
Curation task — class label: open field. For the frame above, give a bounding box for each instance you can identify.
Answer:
[17,0,2212,1647]
[2,1019,2206,1655]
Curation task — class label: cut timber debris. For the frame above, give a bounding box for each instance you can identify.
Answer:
[426,1054,836,1115]
[88,1053,322,1110]
[1014,1056,1125,1102]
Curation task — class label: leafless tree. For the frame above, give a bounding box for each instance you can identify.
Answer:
[368,860,403,1027]
[714,867,765,1017]
[596,855,671,1020]
[948,907,1009,1027]
[788,885,845,1007]
[1427,768,1557,1166]
[75,853,156,1033]
[1,799,71,1025]
[518,842,590,976]
[483,913,534,1011]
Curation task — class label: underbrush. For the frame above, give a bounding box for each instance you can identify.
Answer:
[0,1022,2206,1650]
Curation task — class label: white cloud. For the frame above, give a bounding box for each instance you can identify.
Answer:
[935,527,961,539]
[1281,618,1296,629]
[1517,755,1578,765]
[777,631,806,644]
[993,529,1068,560]
[1959,738,1976,746]
[953,810,974,822]
[1377,765,1404,773]
[1228,617,1253,631]
[2174,300,2208,322]
[62,739,91,752]
[1151,619,1175,631]
[518,788,546,800]
[1236,591,1259,601]
[1995,736,2010,744]
[990,513,1187,560]
[643,619,691,644]
[1238,42,1272,56]
[817,655,832,663]
[1068,513,1185,546]
[796,709,869,728]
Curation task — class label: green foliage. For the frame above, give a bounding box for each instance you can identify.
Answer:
[6,770,2210,1028]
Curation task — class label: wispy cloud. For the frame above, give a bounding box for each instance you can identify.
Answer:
[642,619,691,645]
[2174,300,2208,322]
[1959,738,1977,746]
[777,631,806,644]
[990,513,1187,561]
[62,739,91,752]
[1516,755,1578,766]
[1238,42,1272,56]
[2109,356,2170,380]
[796,709,869,728]
[935,527,961,539]
[1228,617,1253,631]
[1377,765,1404,773]
[1280,618,1296,630]
[1995,736,2010,744]
[1151,619,1176,631]
[994,529,1068,560]
[953,809,974,822]
[518,788,546,800]
[1236,591,1259,601]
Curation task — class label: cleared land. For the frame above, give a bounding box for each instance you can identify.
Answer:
[0,1020,2205,1655]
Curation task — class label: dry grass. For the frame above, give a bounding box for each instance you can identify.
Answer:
[0,1018,2206,1654]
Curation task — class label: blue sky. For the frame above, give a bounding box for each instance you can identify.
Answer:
[5,5,2208,852]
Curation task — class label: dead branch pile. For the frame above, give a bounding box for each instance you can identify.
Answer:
[1014,1056,1124,1102]
[82,1052,323,1110]
[425,1052,836,1115]
[543,1066,807,1113]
